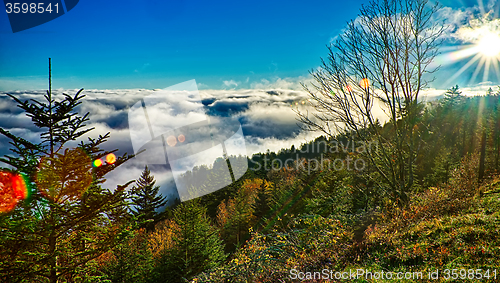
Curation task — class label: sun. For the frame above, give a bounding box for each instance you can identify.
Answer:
[477,32,500,57]
[436,14,500,87]
[431,2,500,87]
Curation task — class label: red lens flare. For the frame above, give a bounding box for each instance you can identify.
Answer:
[178,134,185,143]
[360,78,370,89]
[106,153,116,164]
[0,171,29,213]
[12,174,28,200]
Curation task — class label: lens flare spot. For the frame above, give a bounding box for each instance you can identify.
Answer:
[0,171,29,213]
[106,153,116,164]
[12,174,28,200]
[360,78,370,89]
[166,135,177,147]
[93,159,103,167]
[178,134,185,143]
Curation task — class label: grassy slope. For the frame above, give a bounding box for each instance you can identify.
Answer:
[343,176,500,282]
[194,172,500,282]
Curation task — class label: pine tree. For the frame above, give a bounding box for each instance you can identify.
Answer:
[0,59,134,283]
[99,228,154,283]
[129,166,167,231]
[154,200,225,282]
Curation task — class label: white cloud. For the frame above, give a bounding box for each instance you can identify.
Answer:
[197,82,209,89]
[2,75,497,200]
[453,11,500,43]
[250,76,314,91]
[223,80,239,88]
[435,6,476,40]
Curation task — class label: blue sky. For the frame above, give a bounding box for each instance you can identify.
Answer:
[0,0,371,90]
[0,0,498,90]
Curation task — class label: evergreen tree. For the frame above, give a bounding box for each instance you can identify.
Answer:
[129,166,167,231]
[0,59,134,283]
[99,228,154,283]
[154,200,225,282]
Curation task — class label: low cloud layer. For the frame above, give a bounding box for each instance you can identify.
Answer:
[0,85,319,201]
[0,81,495,202]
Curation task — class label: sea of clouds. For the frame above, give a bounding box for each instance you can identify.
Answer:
[0,83,322,202]
[0,75,497,203]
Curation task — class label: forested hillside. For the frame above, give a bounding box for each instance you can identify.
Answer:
[1,85,499,282]
[2,0,500,281]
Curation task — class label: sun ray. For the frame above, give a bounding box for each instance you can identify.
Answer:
[432,46,479,68]
[483,58,491,82]
[439,44,477,53]
[478,0,486,16]
[470,56,486,85]
[477,95,486,130]
[495,0,500,18]
[443,53,482,87]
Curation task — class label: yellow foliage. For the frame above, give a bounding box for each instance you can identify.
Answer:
[148,219,178,258]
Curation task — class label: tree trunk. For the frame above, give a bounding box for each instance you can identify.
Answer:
[478,130,487,182]
[49,232,57,283]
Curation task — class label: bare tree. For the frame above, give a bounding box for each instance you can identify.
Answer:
[296,0,444,205]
